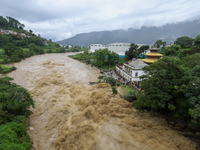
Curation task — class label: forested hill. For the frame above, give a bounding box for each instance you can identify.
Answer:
[56,19,200,46]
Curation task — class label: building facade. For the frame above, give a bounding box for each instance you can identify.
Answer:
[89,44,106,53]
[116,59,148,82]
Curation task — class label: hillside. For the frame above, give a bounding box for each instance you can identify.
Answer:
[56,19,200,46]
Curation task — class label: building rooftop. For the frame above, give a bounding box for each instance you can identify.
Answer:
[128,59,148,69]
[142,58,159,63]
[144,52,163,57]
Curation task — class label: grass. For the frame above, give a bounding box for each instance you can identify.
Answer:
[0,49,4,55]
[119,82,134,95]
[22,48,29,51]
[0,65,16,74]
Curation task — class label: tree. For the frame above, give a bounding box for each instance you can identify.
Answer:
[29,30,33,34]
[154,40,166,48]
[125,43,139,60]
[133,57,185,112]
[182,53,200,70]
[0,16,8,27]
[3,43,15,57]
[138,45,149,58]
[93,49,119,68]
[183,65,200,123]
[174,36,193,48]
[164,45,181,56]
[194,34,200,46]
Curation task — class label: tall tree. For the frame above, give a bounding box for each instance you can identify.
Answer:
[0,16,8,27]
[138,45,149,58]
[125,43,139,60]
[154,40,166,48]
[194,34,200,46]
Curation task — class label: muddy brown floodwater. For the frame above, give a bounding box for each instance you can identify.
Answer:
[7,53,196,150]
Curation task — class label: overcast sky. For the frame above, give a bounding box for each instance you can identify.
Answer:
[1,0,200,42]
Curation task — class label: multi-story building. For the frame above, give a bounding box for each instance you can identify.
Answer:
[89,44,106,53]
[116,58,148,82]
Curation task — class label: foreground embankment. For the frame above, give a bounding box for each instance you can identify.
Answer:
[7,53,196,150]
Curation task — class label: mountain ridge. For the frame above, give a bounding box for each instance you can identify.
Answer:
[56,19,200,46]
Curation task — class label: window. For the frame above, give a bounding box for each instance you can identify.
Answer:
[135,72,138,77]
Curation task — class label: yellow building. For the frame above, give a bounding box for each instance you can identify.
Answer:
[142,47,163,64]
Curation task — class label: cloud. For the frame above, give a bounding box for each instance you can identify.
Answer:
[0,0,200,41]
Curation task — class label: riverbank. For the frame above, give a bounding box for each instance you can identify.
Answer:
[0,64,16,74]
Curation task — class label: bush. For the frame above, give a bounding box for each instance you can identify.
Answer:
[112,87,118,94]
[0,122,31,150]
[0,77,33,149]
[104,77,116,86]
[98,75,104,79]
[2,87,34,115]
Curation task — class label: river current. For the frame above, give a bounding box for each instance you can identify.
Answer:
[7,53,196,150]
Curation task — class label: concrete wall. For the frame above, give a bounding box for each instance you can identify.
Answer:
[90,44,106,53]
[108,43,130,55]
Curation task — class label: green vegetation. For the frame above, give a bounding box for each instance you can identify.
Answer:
[104,77,116,86]
[125,43,149,60]
[0,77,34,149]
[0,65,16,74]
[112,86,118,94]
[120,82,134,95]
[159,35,200,58]
[69,52,92,63]
[69,49,124,69]
[0,16,69,68]
[154,40,166,48]
[133,54,200,127]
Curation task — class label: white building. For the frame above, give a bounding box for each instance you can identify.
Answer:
[108,43,130,56]
[116,58,148,82]
[108,43,148,56]
[89,44,106,53]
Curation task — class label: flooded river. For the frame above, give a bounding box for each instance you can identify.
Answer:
[7,53,196,150]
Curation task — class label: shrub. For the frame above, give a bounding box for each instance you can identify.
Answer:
[3,87,35,115]
[0,122,31,150]
[112,87,118,94]
[98,75,104,79]
[104,77,116,86]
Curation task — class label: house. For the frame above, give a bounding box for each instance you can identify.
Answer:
[20,33,26,38]
[0,29,5,34]
[12,32,17,35]
[43,41,48,45]
[116,58,148,82]
[89,44,106,53]
[26,35,32,38]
